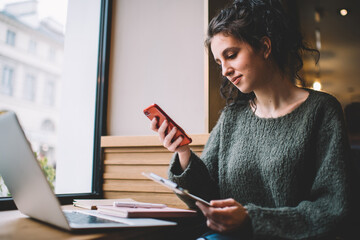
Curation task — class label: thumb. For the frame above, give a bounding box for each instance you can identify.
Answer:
[210,198,238,208]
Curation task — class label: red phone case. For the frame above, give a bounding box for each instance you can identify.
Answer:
[143,104,192,146]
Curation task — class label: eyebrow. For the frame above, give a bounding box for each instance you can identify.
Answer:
[214,47,240,64]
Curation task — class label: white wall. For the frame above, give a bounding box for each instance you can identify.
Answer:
[55,0,100,194]
[108,0,207,136]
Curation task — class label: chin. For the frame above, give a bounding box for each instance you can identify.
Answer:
[236,85,252,94]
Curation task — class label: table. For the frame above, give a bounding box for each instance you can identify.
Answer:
[0,205,205,240]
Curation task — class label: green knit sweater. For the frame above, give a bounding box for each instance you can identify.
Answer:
[169,89,352,239]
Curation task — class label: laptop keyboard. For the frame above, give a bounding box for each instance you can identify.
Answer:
[64,211,127,225]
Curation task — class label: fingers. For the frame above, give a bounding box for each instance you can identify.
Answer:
[163,126,179,145]
[166,134,183,152]
[196,201,223,222]
[206,218,226,233]
[197,202,228,223]
[151,119,183,152]
[157,120,168,141]
[150,117,159,132]
[196,200,248,233]
[210,198,239,208]
[196,202,226,232]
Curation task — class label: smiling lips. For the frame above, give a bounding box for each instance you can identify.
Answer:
[230,75,243,85]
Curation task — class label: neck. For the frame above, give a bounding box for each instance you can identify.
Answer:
[255,73,295,105]
[252,70,306,118]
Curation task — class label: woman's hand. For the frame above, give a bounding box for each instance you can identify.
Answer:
[150,118,191,169]
[150,118,188,153]
[196,198,250,233]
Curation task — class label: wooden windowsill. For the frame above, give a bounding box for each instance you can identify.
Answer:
[101,134,209,147]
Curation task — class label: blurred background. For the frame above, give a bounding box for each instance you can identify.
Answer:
[297,0,360,107]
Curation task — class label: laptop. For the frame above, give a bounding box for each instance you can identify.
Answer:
[0,111,176,231]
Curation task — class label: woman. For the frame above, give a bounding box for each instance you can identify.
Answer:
[151,0,353,239]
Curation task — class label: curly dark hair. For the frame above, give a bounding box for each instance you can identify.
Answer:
[206,0,319,106]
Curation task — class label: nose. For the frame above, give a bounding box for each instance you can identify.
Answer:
[221,62,234,77]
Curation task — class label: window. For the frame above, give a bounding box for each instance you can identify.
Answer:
[23,74,37,101]
[6,30,16,46]
[0,0,111,210]
[48,47,56,62]
[43,79,55,106]
[29,39,37,54]
[41,119,55,132]
[0,66,14,96]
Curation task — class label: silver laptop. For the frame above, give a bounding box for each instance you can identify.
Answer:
[0,111,176,231]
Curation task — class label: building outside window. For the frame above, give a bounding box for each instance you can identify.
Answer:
[0,0,65,197]
[23,74,36,101]
[28,39,37,54]
[6,29,16,46]
[43,79,55,106]
[0,0,104,203]
[48,47,56,62]
[0,66,14,96]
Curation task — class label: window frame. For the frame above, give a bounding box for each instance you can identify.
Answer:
[43,79,56,106]
[0,0,112,210]
[6,29,16,46]
[0,66,15,96]
[28,39,37,54]
[23,74,37,101]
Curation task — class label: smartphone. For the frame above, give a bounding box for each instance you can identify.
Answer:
[143,104,192,147]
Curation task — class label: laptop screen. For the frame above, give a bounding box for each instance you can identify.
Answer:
[0,111,70,229]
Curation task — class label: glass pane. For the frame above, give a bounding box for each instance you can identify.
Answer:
[0,66,14,96]
[0,0,101,198]
[0,0,68,197]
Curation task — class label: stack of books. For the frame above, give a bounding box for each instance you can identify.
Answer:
[73,198,135,210]
[73,198,197,218]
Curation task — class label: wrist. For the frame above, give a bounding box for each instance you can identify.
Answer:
[177,147,191,170]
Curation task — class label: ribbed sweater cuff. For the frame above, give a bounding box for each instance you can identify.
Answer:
[169,150,198,179]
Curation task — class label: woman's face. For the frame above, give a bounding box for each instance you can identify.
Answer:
[210,33,270,94]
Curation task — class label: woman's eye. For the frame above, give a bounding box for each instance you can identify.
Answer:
[227,53,237,59]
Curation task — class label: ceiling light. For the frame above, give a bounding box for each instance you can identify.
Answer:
[313,81,322,91]
[340,9,348,16]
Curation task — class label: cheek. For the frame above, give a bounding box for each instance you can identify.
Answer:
[236,53,256,72]
[236,55,248,69]
[241,61,254,76]
[243,56,264,75]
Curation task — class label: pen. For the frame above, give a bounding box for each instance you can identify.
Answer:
[113,202,167,208]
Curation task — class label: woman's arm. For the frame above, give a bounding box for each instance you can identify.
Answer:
[167,110,227,208]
